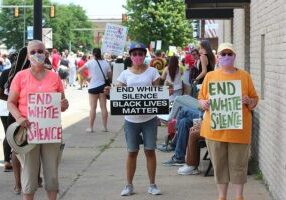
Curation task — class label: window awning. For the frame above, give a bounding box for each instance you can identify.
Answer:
[185,0,250,9]
[186,8,233,19]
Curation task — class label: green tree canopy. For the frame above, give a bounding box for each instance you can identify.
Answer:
[124,0,193,50]
[0,0,94,52]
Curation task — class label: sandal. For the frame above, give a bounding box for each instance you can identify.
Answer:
[14,186,21,195]
[4,162,13,172]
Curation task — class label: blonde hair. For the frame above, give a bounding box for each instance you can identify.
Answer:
[27,40,45,53]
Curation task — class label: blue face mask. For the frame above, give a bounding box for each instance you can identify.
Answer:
[30,54,45,66]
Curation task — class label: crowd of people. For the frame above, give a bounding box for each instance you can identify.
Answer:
[0,39,258,200]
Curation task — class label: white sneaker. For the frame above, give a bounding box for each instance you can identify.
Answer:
[177,165,200,175]
[148,184,161,195]
[120,184,134,196]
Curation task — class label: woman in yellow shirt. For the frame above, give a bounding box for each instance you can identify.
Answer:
[198,43,258,200]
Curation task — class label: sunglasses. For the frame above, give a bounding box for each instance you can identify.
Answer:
[220,53,233,57]
[131,52,144,57]
[30,49,44,55]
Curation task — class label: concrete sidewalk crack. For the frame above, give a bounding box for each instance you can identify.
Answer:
[59,127,123,199]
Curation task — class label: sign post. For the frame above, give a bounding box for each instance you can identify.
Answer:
[209,80,243,130]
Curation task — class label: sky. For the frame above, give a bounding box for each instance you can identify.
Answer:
[52,0,126,19]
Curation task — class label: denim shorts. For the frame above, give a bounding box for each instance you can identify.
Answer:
[124,117,158,152]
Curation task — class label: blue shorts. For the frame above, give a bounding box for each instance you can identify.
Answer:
[124,117,158,152]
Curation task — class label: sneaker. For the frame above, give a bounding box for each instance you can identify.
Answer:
[85,128,94,133]
[157,144,175,152]
[177,165,200,175]
[162,155,185,166]
[120,184,134,196]
[148,184,161,195]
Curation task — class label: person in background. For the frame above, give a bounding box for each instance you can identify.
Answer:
[51,48,61,72]
[8,40,69,200]
[78,48,111,133]
[193,40,215,85]
[2,54,12,70]
[161,56,183,102]
[115,42,161,196]
[76,55,88,90]
[198,43,258,200]
[68,52,77,87]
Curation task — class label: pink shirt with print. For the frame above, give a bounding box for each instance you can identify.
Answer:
[10,69,64,118]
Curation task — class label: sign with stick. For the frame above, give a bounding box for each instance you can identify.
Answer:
[27,93,62,144]
[110,86,169,115]
[209,80,243,130]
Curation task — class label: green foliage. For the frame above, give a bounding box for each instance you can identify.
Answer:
[0,0,93,52]
[123,0,193,50]
[255,169,263,181]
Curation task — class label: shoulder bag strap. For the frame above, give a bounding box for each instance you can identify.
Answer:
[95,59,108,81]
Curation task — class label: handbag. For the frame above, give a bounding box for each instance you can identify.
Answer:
[95,59,111,99]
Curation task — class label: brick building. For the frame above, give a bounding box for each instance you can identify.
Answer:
[186,0,286,199]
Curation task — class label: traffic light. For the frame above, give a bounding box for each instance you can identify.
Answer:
[14,7,19,17]
[50,5,55,17]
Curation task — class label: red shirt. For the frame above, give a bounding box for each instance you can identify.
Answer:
[52,53,61,71]
[77,59,89,78]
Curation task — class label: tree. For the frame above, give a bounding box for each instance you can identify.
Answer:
[0,0,94,52]
[123,0,193,50]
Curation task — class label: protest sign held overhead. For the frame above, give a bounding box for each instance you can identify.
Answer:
[27,93,62,144]
[209,80,243,130]
[101,23,128,56]
[110,86,169,115]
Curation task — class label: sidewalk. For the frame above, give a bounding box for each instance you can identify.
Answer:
[0,87,272,200]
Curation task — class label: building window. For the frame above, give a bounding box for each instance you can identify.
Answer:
[261,34,265,100]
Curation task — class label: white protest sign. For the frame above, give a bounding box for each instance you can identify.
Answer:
[112,63,125,85]
[110,86,169,115]
[27,93,62,144]
[101,23,128,56]
[156,40,162,50]
[209,80,243,130]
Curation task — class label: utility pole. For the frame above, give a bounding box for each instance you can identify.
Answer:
[33,0,42,40]
[23,0,26,46]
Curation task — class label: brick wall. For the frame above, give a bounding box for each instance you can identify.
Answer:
[249,0,286,199]
[217,1,286,199]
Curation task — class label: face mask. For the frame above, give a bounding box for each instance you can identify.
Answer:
[218,54,235,68]
[30,54,45,66]
[131,55,145,66]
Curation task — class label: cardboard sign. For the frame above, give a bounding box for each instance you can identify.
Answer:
[27,93,62,144]
[110,86,169,115]
[209,80,243,130]
[101,23,128,56]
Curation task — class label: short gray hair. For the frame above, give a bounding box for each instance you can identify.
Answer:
[27,40,45,53]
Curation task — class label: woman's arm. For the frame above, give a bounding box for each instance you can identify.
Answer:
[7,91,29,127]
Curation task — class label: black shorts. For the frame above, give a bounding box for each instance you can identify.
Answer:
[88,84,105,94]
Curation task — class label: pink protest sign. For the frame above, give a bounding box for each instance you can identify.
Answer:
[27,93,62,144]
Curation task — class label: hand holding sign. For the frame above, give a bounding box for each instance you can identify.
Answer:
[199,99,210,111]
[17,117,30,128]
[61,98,69,112]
